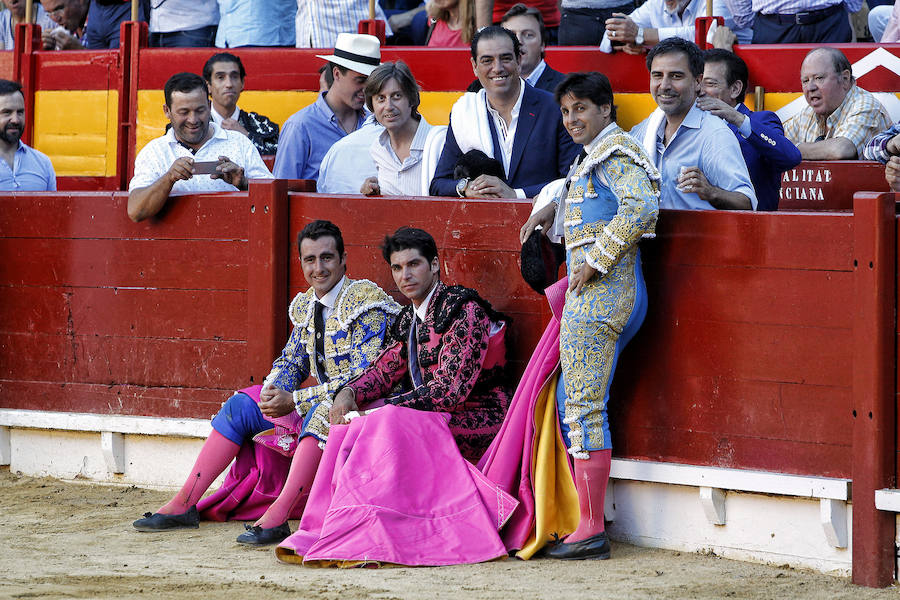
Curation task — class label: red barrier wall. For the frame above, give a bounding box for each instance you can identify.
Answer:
[0,187,879,481]
[0,187,895,584]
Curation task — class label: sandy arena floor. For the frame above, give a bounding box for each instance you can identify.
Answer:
[0,468,897,600]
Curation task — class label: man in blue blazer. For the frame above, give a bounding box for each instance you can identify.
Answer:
[429,26,578,199]
[696,49,801,211]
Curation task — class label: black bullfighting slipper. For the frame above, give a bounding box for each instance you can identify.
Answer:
[132,505,199,531]
[236,522,291,545]
[544,531,611,560]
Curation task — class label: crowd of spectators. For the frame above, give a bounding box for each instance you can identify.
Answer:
[0,0,898,198]
[0,0,892,51]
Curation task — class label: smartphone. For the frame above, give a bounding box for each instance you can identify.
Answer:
[192,161,220,175]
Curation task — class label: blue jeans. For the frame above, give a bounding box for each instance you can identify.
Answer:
[149,25,218,48]
[84,0,149,49]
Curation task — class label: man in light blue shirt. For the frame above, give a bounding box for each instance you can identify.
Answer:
[630,38,755,210]
[0,80,56,192]
[273,33,379,181]
[216,0,295,48]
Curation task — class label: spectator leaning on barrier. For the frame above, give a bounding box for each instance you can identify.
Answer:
[783,47,891,160]
[429,26,578,199]
[630,38,756,210]
[39,0,88,49]
[0,0,55,50]
[0,79,56,192]
[148,0,218,48]
[600,0,750,55]
[84,0,148,49]
[697,49,801,211]
[215,0,295,48]
[274,33,381,181]
[862,120,900,195]
[127,72,272,223]
[360,61,444,197]
[202,52,280,156]
[725,0,860,43]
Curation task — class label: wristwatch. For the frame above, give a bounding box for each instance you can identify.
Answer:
[635,27,645,45]
[456,177,469,198]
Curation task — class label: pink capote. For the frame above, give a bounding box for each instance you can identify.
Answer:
[476,278,573,553]
[197,385,307,522]
[275,405,519,567]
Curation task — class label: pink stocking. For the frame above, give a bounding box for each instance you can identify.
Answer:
[158,429,240,515]
[254,435,323,528]
[566,449,611,543]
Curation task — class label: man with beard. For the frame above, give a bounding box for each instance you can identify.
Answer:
[0,79,56,191]
[127,72,272,222]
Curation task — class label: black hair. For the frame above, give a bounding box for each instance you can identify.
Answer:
[501,3,548,48]
[323,62,349,88]
[470,25,521,61]
[381,227,438,264]
[298,220,345,256]
[202,52,246,83]
[164,72,209,107]
[0,79,22,97]
[555,71,618,121]
[645,37,704,78]
[364,61,421,117]
[703,48,748,103]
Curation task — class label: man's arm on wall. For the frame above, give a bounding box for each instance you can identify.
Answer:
[127,157,194,222]
[796,137,858,160]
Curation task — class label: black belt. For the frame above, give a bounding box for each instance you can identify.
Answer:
[760,2,844,25]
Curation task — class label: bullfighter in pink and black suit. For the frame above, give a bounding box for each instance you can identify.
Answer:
[329,227,512,463]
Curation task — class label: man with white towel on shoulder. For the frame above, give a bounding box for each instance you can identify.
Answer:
[630,37,755,210]
[429,25,578,199]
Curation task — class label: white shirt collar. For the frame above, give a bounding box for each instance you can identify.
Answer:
[413,280,439,323]
[525,60,547,87]
[211,105,240,124]
[165,120,227,150]
[312,275,345,312]
[485,78,526,130]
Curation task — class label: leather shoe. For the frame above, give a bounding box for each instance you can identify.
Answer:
[133,505,199,531]
[236,522,291,545]
[544,531,611,560]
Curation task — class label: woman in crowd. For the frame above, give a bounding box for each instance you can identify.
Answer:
[426,0,476,47]
[359,61,446,197]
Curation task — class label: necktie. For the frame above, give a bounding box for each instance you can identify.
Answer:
[408,316,424,388]
[313,301,329,383]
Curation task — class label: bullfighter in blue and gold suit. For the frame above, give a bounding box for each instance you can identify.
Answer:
[521,72,659,560]
[133,220,399,546]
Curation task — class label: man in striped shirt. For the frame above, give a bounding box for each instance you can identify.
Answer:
[295,0,392,48]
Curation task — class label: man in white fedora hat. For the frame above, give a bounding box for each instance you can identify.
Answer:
[274,33,381,181]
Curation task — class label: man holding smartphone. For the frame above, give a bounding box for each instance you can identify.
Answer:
[127,72,273,223]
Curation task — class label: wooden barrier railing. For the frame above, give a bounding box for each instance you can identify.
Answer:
[0,185,896,583]
[1,186,898,582]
